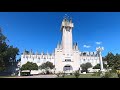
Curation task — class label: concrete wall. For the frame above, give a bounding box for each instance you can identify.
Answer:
[30,70,39,75]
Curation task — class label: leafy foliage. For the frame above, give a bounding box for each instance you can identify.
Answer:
[103,52,115,67]
[103,52,120,69]
[101,72,112,78]
[93,63,107,69]
[118,74,120,78]
[0,28,19,72]
[39,61,55,74]
[21,62,38,71]
[39,61,55,70]
[80,62,92,73]
[74,70,80,78]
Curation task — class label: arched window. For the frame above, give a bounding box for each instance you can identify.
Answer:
[83,52,86,56]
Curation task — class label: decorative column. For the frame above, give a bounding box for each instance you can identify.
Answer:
[96,47,104,71]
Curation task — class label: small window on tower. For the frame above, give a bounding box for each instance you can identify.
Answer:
[67,29,70,32]
[65,59,71,62]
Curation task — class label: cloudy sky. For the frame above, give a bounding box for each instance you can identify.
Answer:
[0,12,120,59]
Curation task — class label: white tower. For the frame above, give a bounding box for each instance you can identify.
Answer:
[96,47,104,71]
[61,17,74,55]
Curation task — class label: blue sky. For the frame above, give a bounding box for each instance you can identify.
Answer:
[0,12,120,59]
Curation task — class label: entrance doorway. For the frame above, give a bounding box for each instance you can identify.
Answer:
[63,65,73,73]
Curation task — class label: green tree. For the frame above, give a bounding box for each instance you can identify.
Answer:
[39,61,55,70]
[103,52,115,67]
[39,61,55,74]
[93,63,107,69]
[80,62,92,73]
[20,62,38,75]
[113,53,120,69]
[21,62,38,71]
[103,52,120,70]
[0,28,19,72]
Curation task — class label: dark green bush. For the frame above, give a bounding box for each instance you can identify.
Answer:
[118,74,120,78]
[56,72,61,77]
[74,70,80,78]
[101,72,112,78]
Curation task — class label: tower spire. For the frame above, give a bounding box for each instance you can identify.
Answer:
[70,17,72,23]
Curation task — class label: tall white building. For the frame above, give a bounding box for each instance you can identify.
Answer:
[21,17,103,73]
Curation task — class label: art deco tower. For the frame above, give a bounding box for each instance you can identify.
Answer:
[61,17,74,55]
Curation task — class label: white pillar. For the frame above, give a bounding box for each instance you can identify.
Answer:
[99,52,104,71]
[96,47,104,72]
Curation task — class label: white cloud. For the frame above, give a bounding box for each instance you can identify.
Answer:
[83,45,91,48]
[96,42,102,45]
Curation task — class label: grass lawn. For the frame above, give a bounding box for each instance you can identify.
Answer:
[58,74,101,78]
[58,73,118,78]
[0,76,17,78]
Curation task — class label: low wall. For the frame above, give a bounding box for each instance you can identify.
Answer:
[30,70,39,75]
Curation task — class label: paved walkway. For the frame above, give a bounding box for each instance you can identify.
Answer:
[7,75,57,78]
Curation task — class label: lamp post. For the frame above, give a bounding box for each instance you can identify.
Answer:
[96,47,104,72]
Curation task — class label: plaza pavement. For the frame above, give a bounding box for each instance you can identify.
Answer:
[6,75,58,78]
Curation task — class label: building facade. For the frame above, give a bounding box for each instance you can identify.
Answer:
[21,17,103,73]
